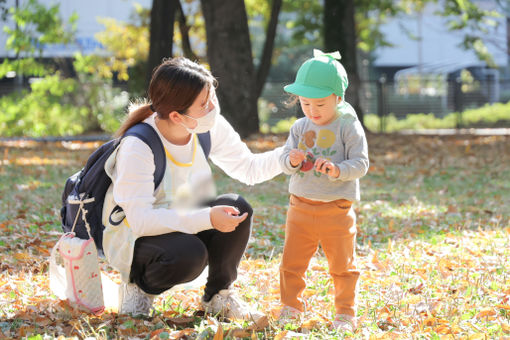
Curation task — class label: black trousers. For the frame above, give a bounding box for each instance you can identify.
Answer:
[129,193,252,301]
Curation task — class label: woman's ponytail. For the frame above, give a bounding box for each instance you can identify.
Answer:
[114,100,154,138]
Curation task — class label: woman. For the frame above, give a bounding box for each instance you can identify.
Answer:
[101,57,282,323]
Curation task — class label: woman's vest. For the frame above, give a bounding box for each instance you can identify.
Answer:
[102,130,214,282]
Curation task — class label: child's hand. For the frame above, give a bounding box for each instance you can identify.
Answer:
[289,149,306,167]
[314,157,340,178]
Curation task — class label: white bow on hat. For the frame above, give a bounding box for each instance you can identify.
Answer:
[313,49,342,60]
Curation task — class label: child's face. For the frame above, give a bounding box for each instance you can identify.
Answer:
[299,94,339,126]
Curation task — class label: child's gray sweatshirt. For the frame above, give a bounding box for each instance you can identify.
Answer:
[279,102,369,202]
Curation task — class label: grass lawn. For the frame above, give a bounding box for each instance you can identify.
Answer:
[0,133,509,339]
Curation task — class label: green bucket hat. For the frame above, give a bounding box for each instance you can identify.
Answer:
[284,49,349,99]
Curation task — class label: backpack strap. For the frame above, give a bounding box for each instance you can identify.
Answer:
[124,123,166,189]
[197,131,211,158]
[109,123,166,226]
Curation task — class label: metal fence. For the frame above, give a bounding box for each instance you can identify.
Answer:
[260,77,510,132]
[2,76,509,132]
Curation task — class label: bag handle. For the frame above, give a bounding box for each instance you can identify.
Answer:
[67,196,95,239]
[49,233,69,300]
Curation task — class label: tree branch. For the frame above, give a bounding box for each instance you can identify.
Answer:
[254,0,283,99]
[176,0,199,61]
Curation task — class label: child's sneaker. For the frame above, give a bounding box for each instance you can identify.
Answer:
[277,305,302,326]
[118,282,155,316]
[201,288,267,326]
[333,314,357,333]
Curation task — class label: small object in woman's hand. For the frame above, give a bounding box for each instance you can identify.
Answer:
[226,208,240,216]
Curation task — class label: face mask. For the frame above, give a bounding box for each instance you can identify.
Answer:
[181,94,219,134]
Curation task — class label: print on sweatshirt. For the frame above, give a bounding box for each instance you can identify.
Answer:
[297,129,338,177]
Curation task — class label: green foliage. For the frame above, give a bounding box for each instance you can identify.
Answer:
[2,0,77,76]
[0,63,128,137]
[355,0,410,52]
[262,99,510,135]
[461,101,510,126]
[0,74,84,137]
[72,53,129,133]
[440,0,501,67]
[365,113,457,132]
[277,0,500,64]
[245,0,271,23]
[94,6,149,82]
[0,0,128,137]
[281,0,323,47]
[0,58,47,78]
[0,56,129,137]
[270,116,297,134]
[364,101,510,132]
[92,2,208,95]
[5,0,77,54]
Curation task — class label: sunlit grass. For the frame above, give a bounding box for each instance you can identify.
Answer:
[0,134,509,338]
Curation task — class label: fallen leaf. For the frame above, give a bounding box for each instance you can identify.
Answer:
[476,308,496,318]
[300,317,322,330]
[213,325,223,340]
[228,329,252,338]
[150,329,166,338]
[408,282,424,295]
[14,252,32,261]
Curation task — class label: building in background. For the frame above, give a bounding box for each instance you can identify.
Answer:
[0,0,151,58]
[373,1,507,79]
[0,0,152,95]
[362,0,508,117]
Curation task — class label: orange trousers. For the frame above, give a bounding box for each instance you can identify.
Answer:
[280,195,360,316]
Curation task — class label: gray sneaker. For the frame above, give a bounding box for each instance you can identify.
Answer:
[201,288,267,326]
[277,305,302,326]
[118,282,155,316]
[333,314,357,333]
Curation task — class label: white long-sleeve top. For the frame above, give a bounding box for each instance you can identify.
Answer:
[110,113,283,237]
[101,113,283,281]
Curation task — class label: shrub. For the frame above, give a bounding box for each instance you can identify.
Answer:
[364,101,510,132]
[0,55,129,137]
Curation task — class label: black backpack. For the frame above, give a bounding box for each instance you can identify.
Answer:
[61,122,211,251]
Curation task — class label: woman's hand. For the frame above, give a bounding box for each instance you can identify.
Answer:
[289,149,305,167]
[210,205,248,232]
[314,157,340,178]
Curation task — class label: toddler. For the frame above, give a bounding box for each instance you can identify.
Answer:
[278,49,369,332]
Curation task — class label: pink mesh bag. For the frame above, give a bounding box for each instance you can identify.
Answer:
[50,197,105,314]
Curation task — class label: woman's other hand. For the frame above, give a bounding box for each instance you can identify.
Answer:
[210,205,248,232]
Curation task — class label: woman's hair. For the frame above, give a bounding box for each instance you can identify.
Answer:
[115,57,216,137]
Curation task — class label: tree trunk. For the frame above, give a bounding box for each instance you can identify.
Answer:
[200,0,258,137]
[255,0,283,100]
[146,0,178,88]
[324,0,364,124]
